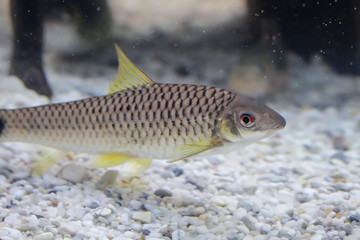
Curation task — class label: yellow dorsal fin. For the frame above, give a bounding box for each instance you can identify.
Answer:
[108,44,154,94]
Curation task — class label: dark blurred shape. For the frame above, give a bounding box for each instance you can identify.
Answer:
[9,0,111,98]
[246,0,360,75]
[9,0,51,97]
[175,63,191,77]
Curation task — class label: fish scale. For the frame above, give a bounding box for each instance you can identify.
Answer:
[0,83,235,159]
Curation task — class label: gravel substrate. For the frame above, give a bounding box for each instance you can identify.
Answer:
[1,42,360,239]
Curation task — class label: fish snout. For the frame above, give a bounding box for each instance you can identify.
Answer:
[261,111,286,130]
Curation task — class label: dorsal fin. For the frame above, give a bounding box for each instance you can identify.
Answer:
[108,44,154,94]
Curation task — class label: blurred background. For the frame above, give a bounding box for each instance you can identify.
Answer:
[0,0,359,108]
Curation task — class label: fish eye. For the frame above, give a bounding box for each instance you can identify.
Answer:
[239,113,255,128]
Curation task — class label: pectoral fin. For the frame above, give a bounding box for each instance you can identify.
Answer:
[90,153,134,168]
[169,141,223,163]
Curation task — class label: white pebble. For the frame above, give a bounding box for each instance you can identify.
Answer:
[46,207,58,218]
[20,215,39,231]
[43,225,58,235]
[224,220,236,229]
[129,200,143,210]
[196,225,208,234]
[95,207,112,217]
[233,207,247,220]
[172,230,186,240]
[83,213,94,221]
[58,164,87,183]
[260,224,272,234]
[33,232,54,240]
[42,174,68,186]
[210,196,227,207]
[58,223,77,236]
[4,213,22,227]
[310,234,323,240]
[132,211,152,223]
[0,149,12,160]
[242,215,256,231]
[97,170,119,187]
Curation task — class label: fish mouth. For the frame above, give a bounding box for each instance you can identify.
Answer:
[271,114,286,130]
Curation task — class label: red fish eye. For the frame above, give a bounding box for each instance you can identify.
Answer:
[240,113,255,127]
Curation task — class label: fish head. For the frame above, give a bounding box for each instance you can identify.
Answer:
[218,95,286,145]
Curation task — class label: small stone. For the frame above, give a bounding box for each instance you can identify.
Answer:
[95,207,112,217]
[179,207,206,217]
[260,224,271,234]
[330,152,348,163]
[196,225,208,234]
[83,213,94,221]
[211,196,227,207]
[181,196,199,207]
[259,209,273,218]
[0,227,23,239]
[349,215,360,222]
[46,206,58,218]
[242,216,256,231]
[207,156,223,165]
[225,230,239,240]
[130,222,142,232]
[58,164,87,183]
[224,220,236,230]
[0,149,13,160]
[132,211,152,223]
[129,200,143,210]
[160,170,175,178]
[341,223,353,235]
[154,189,173,198]
[310,234,323,240]
[296,193,308,203]
[172,230,186,240]
[237,202,252,212]
[89,201,100,209]
[42,174,68,187]
[58,223,77,236]
[33,232,54,240]
[0,169,12,178]
[4,213,22,226]
[44,225,58,235]
[97,170,119,188]
[233,208,247,220]
[278,228,293,238]
[267,175,288,182]
[172,168,184,176]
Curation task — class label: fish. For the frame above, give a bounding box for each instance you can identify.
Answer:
[0,45,286,174]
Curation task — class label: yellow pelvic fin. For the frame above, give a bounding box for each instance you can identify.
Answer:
[108,44,154,94]
[90,153,152,175]
[169,141,223,163]
[33,149,67,176]
[90,153,134,168]
[126,158,152,176]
